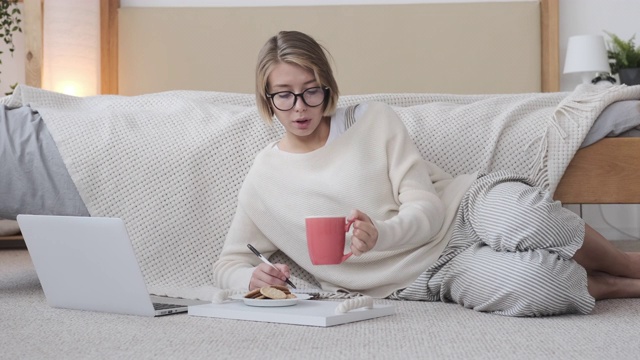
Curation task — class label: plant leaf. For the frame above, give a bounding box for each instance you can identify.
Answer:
[605,31,640,74]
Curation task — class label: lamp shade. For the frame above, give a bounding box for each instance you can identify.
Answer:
[563,35,610,74]
[41,0,100,97]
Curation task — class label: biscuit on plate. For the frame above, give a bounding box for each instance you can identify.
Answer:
[271,285,291,294]
[259,286,287,300]
[244,288,262,299]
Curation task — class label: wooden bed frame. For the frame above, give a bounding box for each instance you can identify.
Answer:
[17,0,640,206]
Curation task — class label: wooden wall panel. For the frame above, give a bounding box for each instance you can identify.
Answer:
[541,0,560,92]
[100,0,119,94]
[23,0,42,88]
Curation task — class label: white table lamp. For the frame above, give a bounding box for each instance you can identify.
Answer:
[563,35,611,84]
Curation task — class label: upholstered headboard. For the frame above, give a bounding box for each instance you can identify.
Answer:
[113,1,558,96]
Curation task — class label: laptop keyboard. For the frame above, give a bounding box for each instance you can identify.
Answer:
[153,302,185,310]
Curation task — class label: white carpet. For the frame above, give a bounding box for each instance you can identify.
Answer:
[2,248,640,360]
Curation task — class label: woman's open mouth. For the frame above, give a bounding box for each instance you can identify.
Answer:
[293,118,312,129]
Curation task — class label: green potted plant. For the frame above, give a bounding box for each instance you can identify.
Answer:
[604,31,640,86]
[0,0,21,95]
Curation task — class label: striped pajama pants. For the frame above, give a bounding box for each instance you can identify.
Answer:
[393,171,595,317]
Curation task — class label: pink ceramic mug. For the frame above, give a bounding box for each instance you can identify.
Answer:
[305,216,354,265]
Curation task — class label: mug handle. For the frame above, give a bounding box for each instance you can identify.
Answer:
[340,219,356,263]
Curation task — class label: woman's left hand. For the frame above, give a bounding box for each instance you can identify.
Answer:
[347,209,378,256]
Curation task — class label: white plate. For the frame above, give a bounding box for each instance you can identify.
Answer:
[230,293,312,307]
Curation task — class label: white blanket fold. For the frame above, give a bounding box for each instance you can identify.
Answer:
[4,84,640,299]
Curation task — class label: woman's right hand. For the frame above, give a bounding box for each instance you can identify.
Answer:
[249,263,291,290]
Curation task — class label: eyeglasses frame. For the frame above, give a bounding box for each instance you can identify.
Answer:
[265,86,330,111]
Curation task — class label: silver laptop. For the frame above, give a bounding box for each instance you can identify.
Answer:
[17,215,204,317]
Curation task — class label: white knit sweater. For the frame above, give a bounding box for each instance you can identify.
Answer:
[213,102,476,297]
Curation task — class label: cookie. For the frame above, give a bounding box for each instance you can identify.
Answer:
[244,288,262,299]
[244,285,293,300]
[259,286,287,300]
[271,285,291,294]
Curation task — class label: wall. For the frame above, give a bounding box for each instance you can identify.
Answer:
[559,0,640,240]
[0,2,24,96]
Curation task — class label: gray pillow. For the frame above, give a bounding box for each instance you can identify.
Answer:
[0,105,89,219]
[581,100,640,147]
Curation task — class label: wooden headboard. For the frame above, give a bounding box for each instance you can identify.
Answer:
[25,0,559,96]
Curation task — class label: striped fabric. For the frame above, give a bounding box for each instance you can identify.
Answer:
[392,171,595,317]
[344,104,358,129]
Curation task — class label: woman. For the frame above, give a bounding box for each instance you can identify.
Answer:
[213,30,640,316]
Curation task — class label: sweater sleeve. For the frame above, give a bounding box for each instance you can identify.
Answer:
[369,103,446,252]
[212,192,279,291]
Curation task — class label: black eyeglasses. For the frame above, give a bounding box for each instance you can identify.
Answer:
[266,86,329,111]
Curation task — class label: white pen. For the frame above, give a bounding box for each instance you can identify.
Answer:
[247,244,297,289]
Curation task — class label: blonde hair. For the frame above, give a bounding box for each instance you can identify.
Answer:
[255,31,339,123]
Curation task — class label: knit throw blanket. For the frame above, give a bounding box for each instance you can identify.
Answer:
[5,84,640,299]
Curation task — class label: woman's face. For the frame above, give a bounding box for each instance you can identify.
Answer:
[266,62,327,141]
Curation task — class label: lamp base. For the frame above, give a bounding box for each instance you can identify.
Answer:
[579,72,616,85]
[592,72,616,85]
